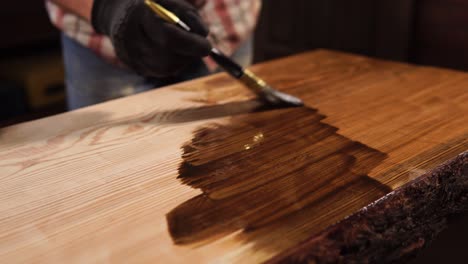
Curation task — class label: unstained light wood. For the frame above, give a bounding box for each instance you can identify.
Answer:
[0,50,466,263]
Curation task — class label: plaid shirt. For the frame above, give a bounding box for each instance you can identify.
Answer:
[45,0,261,70]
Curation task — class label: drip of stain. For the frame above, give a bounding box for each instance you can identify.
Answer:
[167,106,391,245]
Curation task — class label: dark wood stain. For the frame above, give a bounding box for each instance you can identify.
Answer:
[167,107,392,246]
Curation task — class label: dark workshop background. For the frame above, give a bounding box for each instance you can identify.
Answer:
[0,1,467,261]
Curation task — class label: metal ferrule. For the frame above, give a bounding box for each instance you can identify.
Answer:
[239,69,269,96]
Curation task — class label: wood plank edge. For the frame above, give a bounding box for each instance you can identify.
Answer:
[266,151,468,264]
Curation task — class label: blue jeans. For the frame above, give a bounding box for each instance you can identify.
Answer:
[62,34,253,110]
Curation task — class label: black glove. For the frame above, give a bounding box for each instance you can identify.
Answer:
[92,0,212,78]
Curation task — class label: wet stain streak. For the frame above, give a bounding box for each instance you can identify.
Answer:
[167,107,391,246]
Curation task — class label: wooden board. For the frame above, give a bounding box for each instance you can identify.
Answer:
[0,50,466,263]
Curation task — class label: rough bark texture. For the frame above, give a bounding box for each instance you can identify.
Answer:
[267,152,468,264]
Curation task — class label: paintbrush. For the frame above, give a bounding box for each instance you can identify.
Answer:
[144,0,303,107]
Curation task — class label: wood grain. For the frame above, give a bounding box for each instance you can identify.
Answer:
[0,50,466,263]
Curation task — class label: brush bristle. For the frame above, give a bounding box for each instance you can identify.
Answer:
[268,88,304,107]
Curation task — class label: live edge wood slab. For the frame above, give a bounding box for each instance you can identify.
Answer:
[0,50,466,263]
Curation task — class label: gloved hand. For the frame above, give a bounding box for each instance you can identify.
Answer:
[92,0,212,78]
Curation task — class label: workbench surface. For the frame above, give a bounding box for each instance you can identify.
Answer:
[0,50,466,263]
